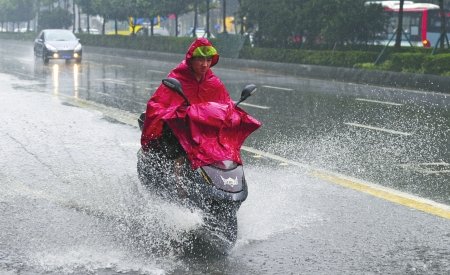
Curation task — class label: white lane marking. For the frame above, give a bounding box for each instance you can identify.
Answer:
[106,65,125,68]
[12,72,34,79]
[420,162,450,166]
[239,102,271,110]
[95,91,144,105]
[344,122,412,136]
[61,96,142,125]
[400,162,450,174]
[97,78,126,83]
[11,81,45,87]
[262,85,294,91]
[147,69,166,74]
[97,78,133,87]
[242,146,311,169]
[421,170,450,175]
[355,98,403,106]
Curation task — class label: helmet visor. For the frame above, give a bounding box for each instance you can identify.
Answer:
[192,45,218,58]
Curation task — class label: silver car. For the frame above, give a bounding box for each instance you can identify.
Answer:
[34,29,82,64]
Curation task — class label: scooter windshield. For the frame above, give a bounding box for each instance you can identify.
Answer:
[162,101,261,169]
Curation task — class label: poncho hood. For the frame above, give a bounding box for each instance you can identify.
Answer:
[185,37,219,67]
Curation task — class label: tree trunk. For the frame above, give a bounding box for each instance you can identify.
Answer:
[87,14,90,33]
[175,13,179,37]
[439,0,446,48]
[222,0,227,34]
[35,0,40,32]
[151,18,155,36]
[72,1,76,32]
[130,16,136,35]
[78,5,82,33]
[206,0,210,38]
[193,0,198,37]
[237,0,244,35]
[394,0,404,49]
[102,16,106,35]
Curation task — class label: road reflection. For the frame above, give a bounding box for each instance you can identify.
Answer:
[37,61,82,99]
[73,63,79,98]
[51,63,59,95]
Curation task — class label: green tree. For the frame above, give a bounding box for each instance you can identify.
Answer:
[38,7,72,30]
[239,0,387,49]
[14,0,36,24]
[0,0,37,31]
[0,0,14,30]
[98,0,129,35]
[135,0,160,36]
[92,0,126,35]
[239,0,303,48]
[120,0,152,34]
[159,0,193,36]
[76,0,96,32]
[302,0,386,46]
[236,0,249,35]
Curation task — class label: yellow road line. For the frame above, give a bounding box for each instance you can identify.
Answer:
[312,170,450,220]
[244,146,450,220]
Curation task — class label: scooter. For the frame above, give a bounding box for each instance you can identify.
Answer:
[137,78,259,249]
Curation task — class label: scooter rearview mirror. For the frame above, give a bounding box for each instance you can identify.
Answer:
[162,78,190,106]
[236,84,257,107]
[138,112,145,131]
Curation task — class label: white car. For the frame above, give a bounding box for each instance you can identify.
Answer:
[34,29,82,64]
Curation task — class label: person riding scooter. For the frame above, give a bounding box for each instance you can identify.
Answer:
[139,38,235,197]
[137,39,261,247]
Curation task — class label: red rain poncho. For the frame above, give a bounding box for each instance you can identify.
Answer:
[140,38,261,168]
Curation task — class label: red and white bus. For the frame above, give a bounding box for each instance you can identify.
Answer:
[367,1,450,47]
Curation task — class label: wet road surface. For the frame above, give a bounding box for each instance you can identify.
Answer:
[0,39,449,274]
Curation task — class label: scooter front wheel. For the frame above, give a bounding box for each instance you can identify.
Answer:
[204,206,238,244]
[220,211,238,243]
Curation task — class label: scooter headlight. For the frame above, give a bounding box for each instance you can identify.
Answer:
[211,160,238,170]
